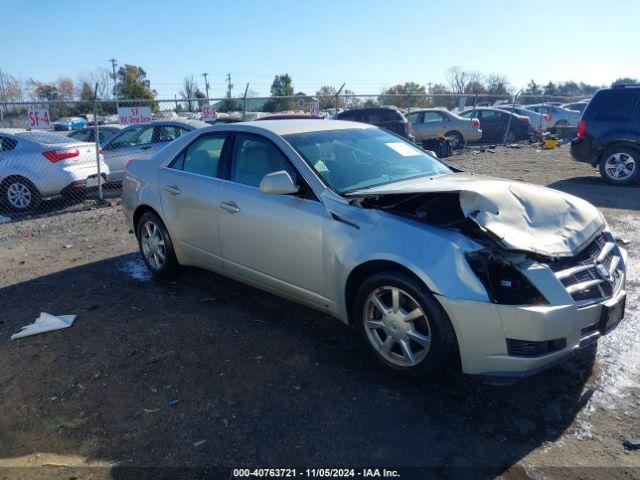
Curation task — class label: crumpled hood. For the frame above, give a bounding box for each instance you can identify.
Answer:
[348,173,605,257]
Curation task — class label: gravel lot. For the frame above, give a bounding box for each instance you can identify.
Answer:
[0,144,638,479]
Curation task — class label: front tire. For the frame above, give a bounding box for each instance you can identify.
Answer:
[136,211,179,278]
[1,177,41,213]
[352,271,458,378]
[599,147,640,185]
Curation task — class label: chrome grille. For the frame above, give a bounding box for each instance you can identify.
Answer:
[549,233,623,306]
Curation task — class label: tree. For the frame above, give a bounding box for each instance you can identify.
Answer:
[116,65,154,101]
[263,74,294,112]
[525,80,542,96]
[378,82,426,108]
[611,77,638,86]
[180,75,197,111]
[56,77,74,101]
[445,66,470,94]
[87,67,114,100]
[78,82,94,101]
[194,89,207,109]
[28,80,59,101]
[316,85,337,109]
[543,81,558,97]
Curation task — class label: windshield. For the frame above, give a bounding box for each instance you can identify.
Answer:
[283,128,451,193]
[15,131,76,145]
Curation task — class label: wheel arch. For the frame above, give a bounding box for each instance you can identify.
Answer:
[597,141,640,163]
[344,260,434,325]
[132,204,160,233]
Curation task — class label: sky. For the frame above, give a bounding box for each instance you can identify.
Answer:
[1,0,639,99]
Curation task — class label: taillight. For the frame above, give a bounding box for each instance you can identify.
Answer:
[543,114,550,123]
[577,120,586,139]
[472,119,480,127]
[98,148,103,155]
[43,148,80,163]
[125,159,133,171]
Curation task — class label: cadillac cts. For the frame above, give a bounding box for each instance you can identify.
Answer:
[122,120,627,380]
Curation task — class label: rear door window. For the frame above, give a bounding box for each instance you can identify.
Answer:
[585,90,640,122]
[108,126,154,149]
[174,134,227,177]
[423,111,446,124]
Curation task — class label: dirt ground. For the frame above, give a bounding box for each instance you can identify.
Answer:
[0,143,639,479]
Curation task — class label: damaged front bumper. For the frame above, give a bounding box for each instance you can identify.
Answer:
[437,238,627,379]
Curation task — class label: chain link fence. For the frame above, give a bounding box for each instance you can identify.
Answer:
[0,92,583,231]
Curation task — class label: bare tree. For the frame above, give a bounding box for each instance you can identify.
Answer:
[87,67,115,99]
[180,75,198,112]
[445,66,470,94]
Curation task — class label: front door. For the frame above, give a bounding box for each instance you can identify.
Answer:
[217,133,324,306]
[158,133,228,268]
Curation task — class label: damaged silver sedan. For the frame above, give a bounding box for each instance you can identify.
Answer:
[122,120,627,380]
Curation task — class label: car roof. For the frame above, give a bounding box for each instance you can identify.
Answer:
[118,119,209,132]
[0,128,27,136]
[221,119,373,135]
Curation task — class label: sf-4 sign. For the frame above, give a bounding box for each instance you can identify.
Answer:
[27,108,51,129]
[117,106,152,125]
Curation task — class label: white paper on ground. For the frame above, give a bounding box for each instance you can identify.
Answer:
[11,312,76,340]
[0,215,10,224]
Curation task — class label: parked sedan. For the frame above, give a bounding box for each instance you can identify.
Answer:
[67,125,124,146]
[102,119,208,181]
[0,129,109,212]
[122,120,626,381]
[406,108,481,148]
[459,107,531,143]
[52,116,87,131]
[525,104,581,126]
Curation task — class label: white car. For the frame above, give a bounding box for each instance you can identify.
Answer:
[525,104,581,126]
[0,129,109,212]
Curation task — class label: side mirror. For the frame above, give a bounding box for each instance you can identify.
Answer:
[259,170,300,195]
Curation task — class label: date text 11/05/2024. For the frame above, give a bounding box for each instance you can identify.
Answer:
[232,468,401,478]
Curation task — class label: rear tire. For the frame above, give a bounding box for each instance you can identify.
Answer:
[136,211,179,278]
[1,177,41,213]
[599,147,640,185]
[444,131,464,149]
[352,271,458,378]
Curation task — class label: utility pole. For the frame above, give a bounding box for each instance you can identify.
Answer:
[225,73,233,98]
[202,72,210,99]
[109,58,118,108]
[335,83,346,113]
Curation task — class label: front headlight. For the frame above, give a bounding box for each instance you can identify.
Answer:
[466,251,548,305]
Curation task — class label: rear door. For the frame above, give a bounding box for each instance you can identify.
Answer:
[103,125,155,180]
[157,132,229,268]
[477,110,503,140]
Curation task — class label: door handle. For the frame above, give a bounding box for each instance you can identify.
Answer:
[165,185,181,195]
[140,145,152,151]
[220,201,240,214]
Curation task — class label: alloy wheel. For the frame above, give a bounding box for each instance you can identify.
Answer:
[6,182,32,210]
[604,152,636,180]
[363,286,432,367]
[140,220,167,270]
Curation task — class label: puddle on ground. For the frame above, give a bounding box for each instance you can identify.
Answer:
[118,259,152,282]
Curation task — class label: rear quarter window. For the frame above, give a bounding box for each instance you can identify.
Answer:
[0,136,18,151]
[584,90,640,122]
